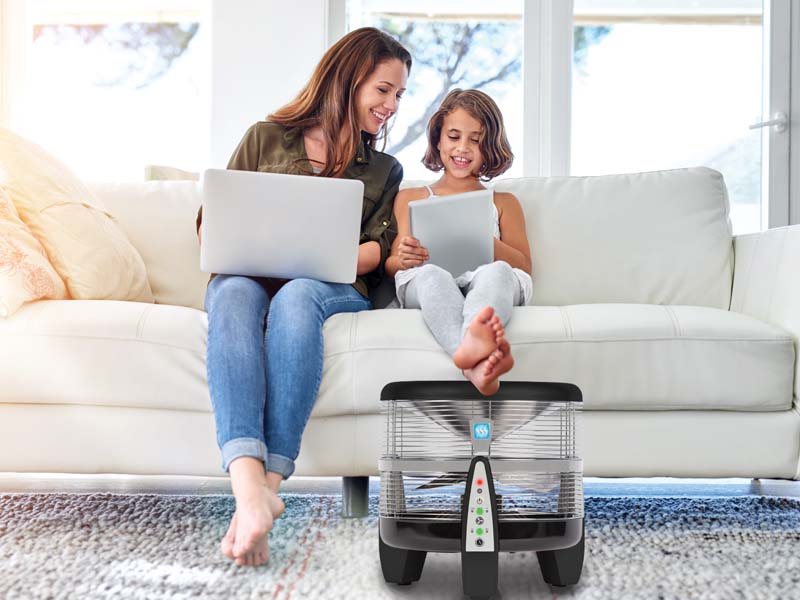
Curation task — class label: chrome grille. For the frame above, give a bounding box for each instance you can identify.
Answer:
[380,397,583,522]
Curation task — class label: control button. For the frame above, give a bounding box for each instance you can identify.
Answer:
[476,528,484,536]
[476,517,484,525]
[477,488,483,494]
[476,538,484,547]
[477,479,484,486]
[477,498,483,505]
[476,507,484,516]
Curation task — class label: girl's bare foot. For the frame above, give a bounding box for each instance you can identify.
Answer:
[463,354,501,395]
[485,338,515,379]
[463,338,515,395]
[454,307,501,370]
[490,315,504,344]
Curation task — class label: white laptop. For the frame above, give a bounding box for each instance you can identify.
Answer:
[409,188,494,277]
[200,168,363,283]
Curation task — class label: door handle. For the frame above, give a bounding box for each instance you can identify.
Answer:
[749,112,788,133]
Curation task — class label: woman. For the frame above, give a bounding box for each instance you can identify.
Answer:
[197,27,411,567]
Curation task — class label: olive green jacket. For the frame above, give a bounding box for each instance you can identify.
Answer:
[196,121,402,297]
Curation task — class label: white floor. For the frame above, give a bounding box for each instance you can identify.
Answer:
[1,473,798,498]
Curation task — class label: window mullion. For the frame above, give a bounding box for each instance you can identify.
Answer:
[764,0,791,229]
[790,0,800,226]
[523,0,573,177]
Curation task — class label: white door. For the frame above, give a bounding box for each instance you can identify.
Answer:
[569,0,792,234]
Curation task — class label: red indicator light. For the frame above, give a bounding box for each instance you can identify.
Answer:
[476,479,484,485]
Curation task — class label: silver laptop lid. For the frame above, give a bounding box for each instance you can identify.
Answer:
[200,168,364,283]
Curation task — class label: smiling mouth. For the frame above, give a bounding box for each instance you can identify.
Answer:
[451,156,472,168]
[370,109,389,122]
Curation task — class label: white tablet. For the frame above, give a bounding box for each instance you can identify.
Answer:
[200,169,363,283]
[409,189,494,277]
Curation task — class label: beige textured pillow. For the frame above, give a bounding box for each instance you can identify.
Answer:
[0,187,68,317]
[0,127,153,302]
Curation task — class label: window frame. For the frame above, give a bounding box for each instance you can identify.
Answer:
[329,0,795,229]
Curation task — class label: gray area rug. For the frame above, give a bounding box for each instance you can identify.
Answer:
[1,493,798,599]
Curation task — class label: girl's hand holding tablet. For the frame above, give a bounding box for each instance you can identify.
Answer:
[397,236,429,269]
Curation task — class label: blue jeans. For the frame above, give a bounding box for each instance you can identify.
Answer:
[205,275,372,479]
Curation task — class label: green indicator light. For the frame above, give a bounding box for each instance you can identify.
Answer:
[476,528,484,536]
[476,507,484,516]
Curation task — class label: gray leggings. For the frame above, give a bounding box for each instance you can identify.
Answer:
[403,261,524,356]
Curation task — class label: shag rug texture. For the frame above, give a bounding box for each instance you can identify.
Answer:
[0,493,798,599]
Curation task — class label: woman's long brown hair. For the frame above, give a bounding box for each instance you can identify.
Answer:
[268,27,411,178]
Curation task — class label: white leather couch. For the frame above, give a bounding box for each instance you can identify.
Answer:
[1,167,798,483]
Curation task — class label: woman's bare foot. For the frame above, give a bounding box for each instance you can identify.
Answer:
[222,458,286,567]
[454,307,502,370]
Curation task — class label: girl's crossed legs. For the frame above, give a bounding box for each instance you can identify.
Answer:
[402,261,521,394]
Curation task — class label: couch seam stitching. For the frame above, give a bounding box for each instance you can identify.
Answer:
[135,305,153,339]
[740,232,761,315]
[559,306,573,339]
[766,228,787,324]
[0,333,205,356]
[664,306,682,337]
[321,337,793,357]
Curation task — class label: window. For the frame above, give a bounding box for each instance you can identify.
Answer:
[339,0,790,233]
[347,1,524,180]
[571,1,764,234]
[6,0,208,181]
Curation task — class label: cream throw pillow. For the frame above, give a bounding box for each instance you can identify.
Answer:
[0,127,153,302]
[0,187,68,317]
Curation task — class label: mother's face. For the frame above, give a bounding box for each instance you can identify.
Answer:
[355,59,409,135]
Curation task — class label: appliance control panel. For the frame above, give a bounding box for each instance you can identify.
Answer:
[465,460,494,552]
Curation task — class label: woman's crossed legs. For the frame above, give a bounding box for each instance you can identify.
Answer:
[205,275,371,565]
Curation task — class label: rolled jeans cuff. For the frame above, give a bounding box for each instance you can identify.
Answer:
[266,453,296,480]
[220,437,268,472]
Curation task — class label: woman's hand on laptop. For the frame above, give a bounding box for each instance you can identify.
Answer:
[397,236,429,270]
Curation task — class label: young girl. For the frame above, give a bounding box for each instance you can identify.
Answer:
[386,89,532,395]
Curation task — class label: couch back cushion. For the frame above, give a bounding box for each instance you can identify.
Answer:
[492,167,733,308]
[89,182,208,310]
[93,166,733,311]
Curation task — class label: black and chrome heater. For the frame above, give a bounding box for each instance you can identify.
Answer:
[378,381,585,600]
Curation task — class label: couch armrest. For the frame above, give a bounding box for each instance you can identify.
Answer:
[731,224,800,400]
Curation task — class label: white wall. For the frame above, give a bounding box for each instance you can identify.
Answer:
[210,0,328,167]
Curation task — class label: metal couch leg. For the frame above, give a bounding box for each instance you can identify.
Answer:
[342,476,369,518]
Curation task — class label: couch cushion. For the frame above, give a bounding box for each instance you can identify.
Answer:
[0,188,68,317]
[0,300,209,412]
[3,301,791,416]
[491,167,733,308]
[0,128,153,303]
[88,182,208,311]
[315,304,794,416]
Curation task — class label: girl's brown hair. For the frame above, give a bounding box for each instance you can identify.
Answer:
[422,89,513,181]
[268,27,411,178]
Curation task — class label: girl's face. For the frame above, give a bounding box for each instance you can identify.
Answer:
[437,108,483,179]
[355,59,408,135]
